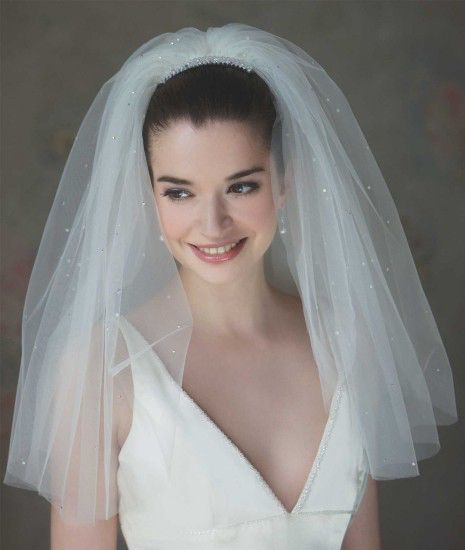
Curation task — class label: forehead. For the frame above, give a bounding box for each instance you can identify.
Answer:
[149,119,269,175]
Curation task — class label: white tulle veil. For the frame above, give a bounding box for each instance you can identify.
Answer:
[3,23,457,525]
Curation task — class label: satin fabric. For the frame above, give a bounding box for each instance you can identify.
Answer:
[116,316,369,549]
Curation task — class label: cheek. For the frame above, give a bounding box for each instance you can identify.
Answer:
[244,192,277,232]
[154,200,192,240]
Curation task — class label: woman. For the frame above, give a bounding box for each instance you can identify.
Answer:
[4,23,457,550]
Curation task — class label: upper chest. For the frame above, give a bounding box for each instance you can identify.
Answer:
[180,330,330,512]
[116,315,365,529]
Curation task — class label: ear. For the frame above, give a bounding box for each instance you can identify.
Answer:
[269,152,287,210]
[276,180,287,209]
[276,190,286,209]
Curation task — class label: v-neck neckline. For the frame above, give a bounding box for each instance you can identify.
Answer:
[119,315,345,516]
[170,362,345,516]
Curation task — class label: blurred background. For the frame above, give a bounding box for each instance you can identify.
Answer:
[1,1,464,548]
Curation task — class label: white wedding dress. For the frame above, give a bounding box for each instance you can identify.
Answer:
[116,316,369,549]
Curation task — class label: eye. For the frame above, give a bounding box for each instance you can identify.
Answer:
[160,181,260,203]
[228,182,260,195]
[161,189,192,202]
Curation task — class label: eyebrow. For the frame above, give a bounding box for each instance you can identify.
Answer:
[156,166,266,185]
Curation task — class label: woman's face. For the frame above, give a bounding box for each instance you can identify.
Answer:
[149,118,284,285]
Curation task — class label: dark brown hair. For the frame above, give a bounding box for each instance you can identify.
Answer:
[142,63,278,187]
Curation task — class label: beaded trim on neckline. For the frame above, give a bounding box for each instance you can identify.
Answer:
[171,370,345,516]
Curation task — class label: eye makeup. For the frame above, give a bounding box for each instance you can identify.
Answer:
[161,181,261,202]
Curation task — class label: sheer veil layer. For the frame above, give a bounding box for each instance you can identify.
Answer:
[3,23,457,525]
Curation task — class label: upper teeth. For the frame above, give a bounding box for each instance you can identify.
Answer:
[198,241,240,255]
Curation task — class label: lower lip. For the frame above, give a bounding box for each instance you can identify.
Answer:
[188,238,247,263]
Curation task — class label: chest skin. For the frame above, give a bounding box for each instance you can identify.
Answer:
[180,307,330,513]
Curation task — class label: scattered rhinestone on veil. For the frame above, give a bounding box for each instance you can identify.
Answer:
[160,55,254,85]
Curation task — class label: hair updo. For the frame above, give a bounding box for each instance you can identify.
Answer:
[142,63,279,188]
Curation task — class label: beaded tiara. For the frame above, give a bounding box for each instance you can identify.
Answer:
[159,55,255,84]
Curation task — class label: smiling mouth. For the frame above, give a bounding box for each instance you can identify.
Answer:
[188,237,247,261]
[190,237,246,253]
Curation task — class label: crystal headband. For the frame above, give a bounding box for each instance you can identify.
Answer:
[160,55,254,84]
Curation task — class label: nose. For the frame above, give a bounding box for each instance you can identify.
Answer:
[198,194,233,235]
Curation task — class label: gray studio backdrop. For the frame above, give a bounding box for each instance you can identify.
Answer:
[1,2,463,549]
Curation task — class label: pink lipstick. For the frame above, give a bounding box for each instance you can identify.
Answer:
[188,238,247,264]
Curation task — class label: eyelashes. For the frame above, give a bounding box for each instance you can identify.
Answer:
[161,182,261,202]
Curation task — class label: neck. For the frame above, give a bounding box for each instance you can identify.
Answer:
[178,262,281,339]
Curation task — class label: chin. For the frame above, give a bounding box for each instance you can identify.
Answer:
[181,255,251,286]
